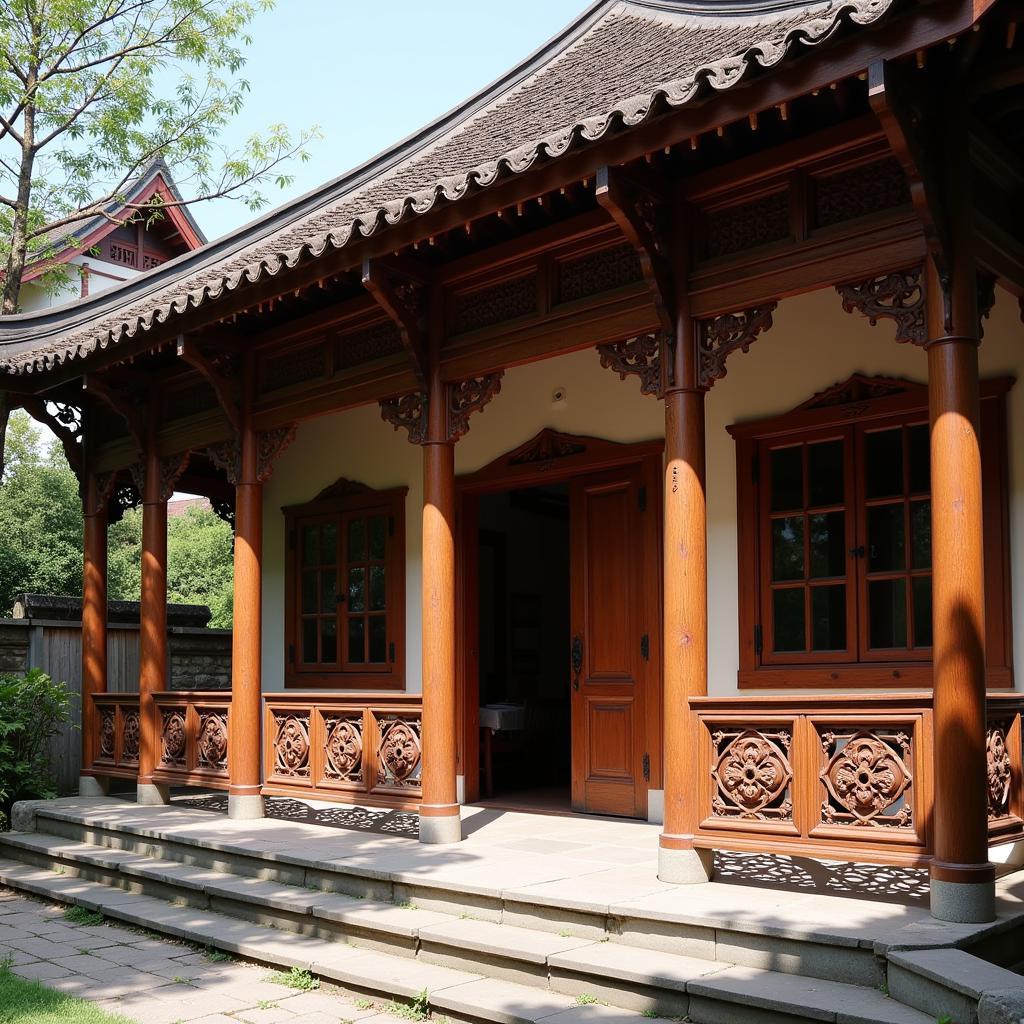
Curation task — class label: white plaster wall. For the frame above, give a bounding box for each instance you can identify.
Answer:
[262,285,1024,696]
[18,255,137,312]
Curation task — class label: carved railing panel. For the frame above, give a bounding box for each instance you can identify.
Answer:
[987,696,1024,843]
[706,723,795,830]
[150,692,231,789]
[262,693,422,808]
[91,695,141,776]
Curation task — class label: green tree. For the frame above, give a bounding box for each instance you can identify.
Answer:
[0,0,318,312]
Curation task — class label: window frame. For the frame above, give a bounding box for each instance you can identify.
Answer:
[730,376,1014,690]
[283,483,407,690]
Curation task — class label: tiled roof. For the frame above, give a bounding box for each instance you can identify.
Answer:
[0,0,895,376]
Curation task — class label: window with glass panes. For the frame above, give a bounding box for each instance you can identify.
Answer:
[285,485,406,688]
[731,377,1013,689]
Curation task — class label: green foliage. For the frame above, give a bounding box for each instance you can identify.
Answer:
[0,0,319,312]
[0,956,138,1022]
[387,990,430,1021]
[265,966,319,991]
[63,906,104,926]
[0,668,73,822]
[203,945,233,963]
[574,994,599,1006]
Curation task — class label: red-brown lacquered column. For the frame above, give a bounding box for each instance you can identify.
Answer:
[419,356,461,845]
[228,387,264,819]
[79,471,109,796]
[658,239,713,883]
[137,428,169,805]
[926,253,995,923]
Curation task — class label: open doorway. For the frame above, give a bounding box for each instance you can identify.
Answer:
[476,484,571,813]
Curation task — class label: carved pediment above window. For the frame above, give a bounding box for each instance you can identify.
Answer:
[698,304,777,389]
[597,332,664,397]
[797,374,921,412]
[313,477,373,501]
[507,429,587,468]
[836,267,926,346]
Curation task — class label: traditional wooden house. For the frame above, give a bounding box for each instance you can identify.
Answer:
[0,0,1021,953]
[17,158,206,312]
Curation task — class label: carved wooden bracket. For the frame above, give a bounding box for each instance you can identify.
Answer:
[206,439,242,486]
[380,372,503,444]
[978,272,997,339]
[20,396,84,476]
[83,374,146,452]
[130,450,192,503]
[362,257,429,381]
[176,335,240,431]
[596,166,674,332]
[597,332,665,397]
[86,469,121,517]
[256,424,297,483]
[836,267,926,346]
[447,372,503,441]
[698,304,778,389]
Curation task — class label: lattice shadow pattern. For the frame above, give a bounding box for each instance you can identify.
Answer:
[171,791,419,837]
[715,850,929,907]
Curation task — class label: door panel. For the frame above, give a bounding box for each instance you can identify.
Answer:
[570,466,651,818]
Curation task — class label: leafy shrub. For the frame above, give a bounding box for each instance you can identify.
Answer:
[0,669,73,827]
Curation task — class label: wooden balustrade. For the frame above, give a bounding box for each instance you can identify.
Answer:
[151,692,231,790]
[689,692,1024,866]
[262,693,423,808]
[90,694,141,778]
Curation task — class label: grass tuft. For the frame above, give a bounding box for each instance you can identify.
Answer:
[265,966,319,991]
[63,906,104,926]
[386,989,430,1021]
[574,993,599,1006]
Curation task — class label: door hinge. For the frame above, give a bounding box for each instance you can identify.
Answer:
[640,633,650,660]
[753,624,763,656]
[638,486,647,512]
[642,752,650,782]
[752,455,760,485]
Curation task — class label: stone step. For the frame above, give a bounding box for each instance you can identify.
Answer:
[0,856,933,1024]
[22,801,894,986]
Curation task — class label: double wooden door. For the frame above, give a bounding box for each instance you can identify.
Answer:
[569,463,657,818]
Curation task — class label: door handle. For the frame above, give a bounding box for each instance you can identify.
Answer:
[571,634,583,691]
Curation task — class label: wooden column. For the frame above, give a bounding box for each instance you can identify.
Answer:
[926,250,995,923]
[419,358,461,844]
[79,471,108,796]
[137,427,169,805]
[658,244,713,883]
[228,382,264,819]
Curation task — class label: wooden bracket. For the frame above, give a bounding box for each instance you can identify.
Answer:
[869,59,952,283]
[20,396,84,476]
[362,257,429,381]
[176,334,240,431]
[596,165,674,332]
[83,374,145,453]
[380,371,503,444]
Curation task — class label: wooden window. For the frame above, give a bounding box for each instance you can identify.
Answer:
[284,483,406,689]
[730,376,1013,689]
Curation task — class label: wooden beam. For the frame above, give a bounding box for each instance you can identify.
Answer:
[596,164,674,332]
[361,257,430,381]
[176,334,240,431]
[83,374,145,453]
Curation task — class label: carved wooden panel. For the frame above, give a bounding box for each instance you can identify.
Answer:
[813,157,911,229]
[705,191,790,260]
[819,727,914,830]
[160,710,187,769]
[709,725,794,823]
[98,706,116,761]
[121,708,141,765]
[197,710,229,773]
[335,321,404,371]
[451,274,537,334]
[556,243,643,305]
[166,383,216,421]
[273,712,312,779]
[261,344,326,392]
[376,715,422,790]
[987,719,1014,821]
[323,714,364,785]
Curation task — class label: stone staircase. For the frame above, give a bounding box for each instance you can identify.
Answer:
[1,800,1021,1024]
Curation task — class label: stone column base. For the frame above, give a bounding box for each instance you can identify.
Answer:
[228,794,265,820]
[930,878,996,923]
[658,844,714,884]
[78,775,108,798]
[136,782,170,807]
[419,814,462,845]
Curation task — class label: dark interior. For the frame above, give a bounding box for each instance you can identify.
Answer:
[477,484,571,811]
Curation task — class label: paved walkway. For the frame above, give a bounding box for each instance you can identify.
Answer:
[0,885,424,1024]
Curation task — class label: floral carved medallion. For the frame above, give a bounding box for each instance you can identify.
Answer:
[324,716,363,783]
[160,712,187,767]
[820,729,913,828]
[121,709,141,764]
[198,712,228,772]
[711,727,793,821]
[377,717,422,788]
[987,722,1013,820]
[273,713,311,778]
[99,708,116,760]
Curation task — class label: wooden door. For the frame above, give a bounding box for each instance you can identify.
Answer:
[570,465,652,818]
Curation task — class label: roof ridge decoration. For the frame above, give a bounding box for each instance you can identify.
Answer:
[1,0,896,376]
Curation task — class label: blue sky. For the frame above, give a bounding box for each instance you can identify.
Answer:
[197,0,588,241]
